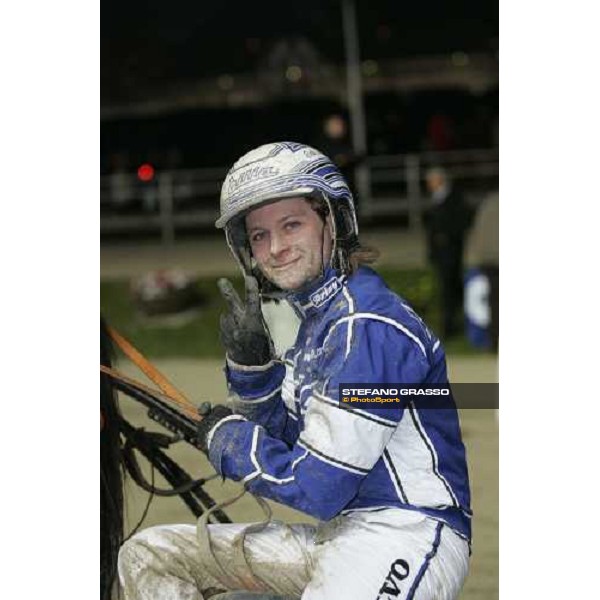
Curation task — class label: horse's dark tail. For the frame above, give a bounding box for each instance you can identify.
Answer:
[101,316,124,600]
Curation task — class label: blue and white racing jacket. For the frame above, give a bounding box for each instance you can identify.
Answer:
[208,266,472,542]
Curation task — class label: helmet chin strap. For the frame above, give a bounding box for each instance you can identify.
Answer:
[320,209,336,277]
[319,190,355,275]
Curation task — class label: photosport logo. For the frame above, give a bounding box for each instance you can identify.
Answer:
[338,383,499,409]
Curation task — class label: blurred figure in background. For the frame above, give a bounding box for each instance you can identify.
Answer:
[317,114,360,209]
[318,114,353,169]
[465,191,499,351]
[423,167,473,339]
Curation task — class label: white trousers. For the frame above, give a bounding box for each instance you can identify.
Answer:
[118,509,469,600]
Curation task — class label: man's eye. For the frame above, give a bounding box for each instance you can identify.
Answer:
[251,232,265,243]
[284,221,301,231]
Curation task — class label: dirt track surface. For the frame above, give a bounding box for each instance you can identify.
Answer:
[116,355,498,600]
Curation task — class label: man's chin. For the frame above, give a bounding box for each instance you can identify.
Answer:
[266,269,313,292]
[269,276,304,291]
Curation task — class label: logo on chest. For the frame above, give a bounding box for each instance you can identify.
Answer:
[309,277,341,307]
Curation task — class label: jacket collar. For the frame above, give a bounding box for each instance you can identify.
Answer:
[286,266,346,318]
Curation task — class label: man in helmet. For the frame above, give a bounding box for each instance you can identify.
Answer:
[119,142,471,600]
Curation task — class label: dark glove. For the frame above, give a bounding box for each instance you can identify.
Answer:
[196,402,233,453]
[218,276,273,366]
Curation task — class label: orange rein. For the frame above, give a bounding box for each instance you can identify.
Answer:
[100,326,201,422]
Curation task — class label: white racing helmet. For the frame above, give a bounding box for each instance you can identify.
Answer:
[216,142,360,288]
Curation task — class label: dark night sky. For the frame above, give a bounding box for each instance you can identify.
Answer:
[100,1,498,167]
[101,0,497,47]
[102,0,498,101]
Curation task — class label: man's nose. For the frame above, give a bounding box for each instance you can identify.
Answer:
[270,231,290,257]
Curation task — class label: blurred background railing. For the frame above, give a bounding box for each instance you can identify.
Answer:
[100,147,498,244]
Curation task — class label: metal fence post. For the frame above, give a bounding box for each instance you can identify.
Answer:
[342,0,371,220]
[158,173,175,245]
[405,154,422,230]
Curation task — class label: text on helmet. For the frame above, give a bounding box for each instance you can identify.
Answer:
[227,166,280,193]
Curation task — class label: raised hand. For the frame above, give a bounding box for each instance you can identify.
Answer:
[217,277,273,366]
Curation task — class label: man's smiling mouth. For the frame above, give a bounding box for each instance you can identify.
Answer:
[272,258,301,270]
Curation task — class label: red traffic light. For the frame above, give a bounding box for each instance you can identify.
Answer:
[137,163,155,182]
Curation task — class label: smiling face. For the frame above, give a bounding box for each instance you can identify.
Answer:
[245,197,332,291]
